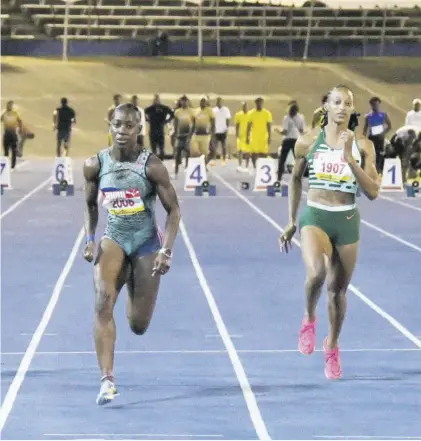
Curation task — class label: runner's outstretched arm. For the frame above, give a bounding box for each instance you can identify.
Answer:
[83,156,100,262]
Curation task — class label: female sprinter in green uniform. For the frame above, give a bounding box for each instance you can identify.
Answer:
[280,85,380,380]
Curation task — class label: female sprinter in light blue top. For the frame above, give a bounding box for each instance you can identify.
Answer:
[83,104,181,405]
[280,85,380,380]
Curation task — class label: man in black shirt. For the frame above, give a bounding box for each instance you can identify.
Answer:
[53,97,76,157]
[145,94,174,160]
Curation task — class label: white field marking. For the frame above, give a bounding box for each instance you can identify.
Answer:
[0,227,85,432]
[125,93,291,102]
[2,92,290,103]
[213,171,421,350]
[323,64,407,114]
[65,65,111,92]
[0,177,52,220]
[15,160,29,170]
[44,434,223,438]
[1,348,420,356]
[206,334,243,338]
[180,195,257,200]
[19,333,58,336]
[179,220,271,441]
[378,194,421,213]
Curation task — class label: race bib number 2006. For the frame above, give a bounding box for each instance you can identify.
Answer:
[101,187,145,216]
[313,151,352,183]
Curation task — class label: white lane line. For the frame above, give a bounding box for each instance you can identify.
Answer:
[15,160,29,170]
[360,218,421,253]
[1,348,420,356]
[314,437,421,440]
[19,333,58,336]
[44,434,223,438]
[0,177,52,220]
[213,171,421,350]
[0,227,85,432]
[179,220,271,441]
[378,194,421,213]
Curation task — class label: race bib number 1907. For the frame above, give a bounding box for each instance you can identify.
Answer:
[313,151,352,183]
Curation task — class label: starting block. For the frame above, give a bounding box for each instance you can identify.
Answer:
[406,180,419,197]
[194,180,216,197]
[52,157,74,196]
[52,179,74,196]
[267,181,288,197]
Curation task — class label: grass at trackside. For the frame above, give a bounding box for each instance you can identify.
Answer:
[1,56,416,157]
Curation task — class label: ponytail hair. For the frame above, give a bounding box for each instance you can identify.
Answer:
[348,112,360,131]
[321,108,328,128]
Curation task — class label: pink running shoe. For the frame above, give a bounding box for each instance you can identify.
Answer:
[323,337,343,380]
[298,316,317,355]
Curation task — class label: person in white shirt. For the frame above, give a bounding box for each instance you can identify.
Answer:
[212,97,231,165]
[276,101,305,182]
[405,98,421,129]
[131,95,146,147]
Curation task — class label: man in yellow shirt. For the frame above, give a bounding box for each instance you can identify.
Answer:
[311,94,328,129]
[246,97,272,169]
[234,102,250,171]
[1,100,22,170]
[192,96,215,160]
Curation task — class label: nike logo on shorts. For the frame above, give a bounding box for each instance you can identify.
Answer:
[346,214,355,220]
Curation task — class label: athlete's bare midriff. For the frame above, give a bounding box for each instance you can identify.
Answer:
[307,188,356,207]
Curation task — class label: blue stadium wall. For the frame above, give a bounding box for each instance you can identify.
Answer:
[2,39,421,57]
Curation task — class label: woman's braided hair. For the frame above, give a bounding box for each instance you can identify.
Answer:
[320,85,360,132]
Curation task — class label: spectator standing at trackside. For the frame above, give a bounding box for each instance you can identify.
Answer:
[363,96,392,174]
[212,97,231,165]
[53,97,76,157]
[145,94,174,161]
[105,94,121,146]
[312,94,328,129]
[246,97,273,170]
[276,101,305,182]
[1,100,22,170]
[405,98,421,129]
[169,98,182,154]
[130,95,146,147]
[106,94,121,126]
